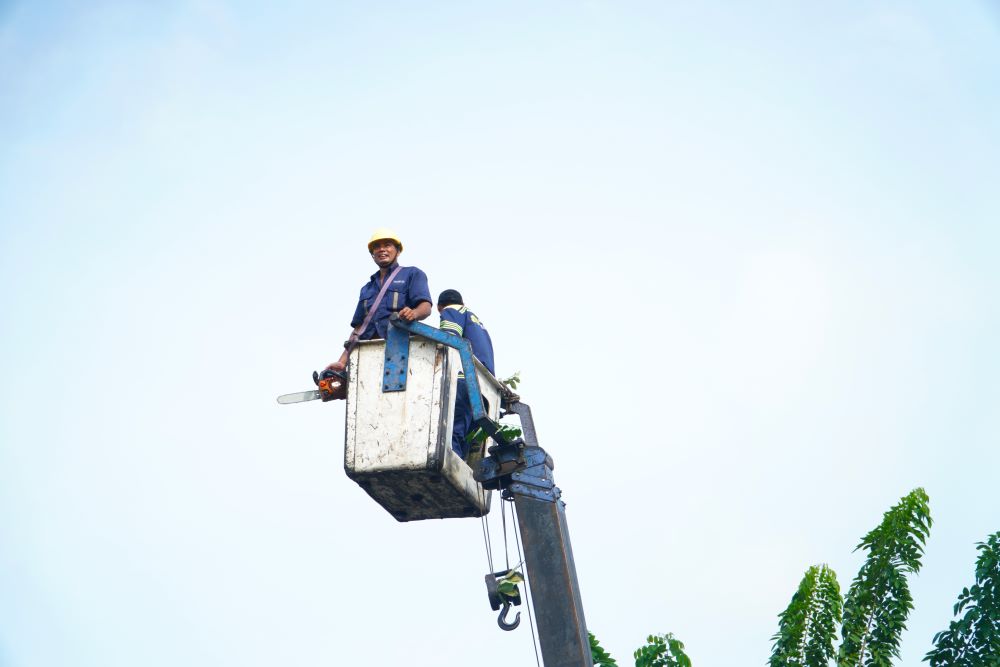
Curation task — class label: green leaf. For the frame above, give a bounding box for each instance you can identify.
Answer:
[501,371,521,391]
[769,564,842,667]
[496,425,522,442]
[838,488,932,667]
[924,530,1000,666]
[465,427,488,446]
[589,632,618,666]
[495,569,524,600]
[500,570,524,584]
[634,633,690,667]
[497,582,517,596]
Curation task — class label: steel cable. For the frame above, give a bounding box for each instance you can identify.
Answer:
[511,499,542,667]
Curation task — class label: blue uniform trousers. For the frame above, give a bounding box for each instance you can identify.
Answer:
[452,380,473,459]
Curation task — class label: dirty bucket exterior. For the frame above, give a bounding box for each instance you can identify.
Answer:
[344,338,500,521]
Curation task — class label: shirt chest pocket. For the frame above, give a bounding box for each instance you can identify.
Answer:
[361,287,405,314]
[388,287,406,311]
[360,290,378,315]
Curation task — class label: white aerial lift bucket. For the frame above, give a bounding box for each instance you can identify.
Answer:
[343,337,500,521]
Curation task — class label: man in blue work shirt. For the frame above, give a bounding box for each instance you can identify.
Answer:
[327,228,432,373]
[437,289,495,459]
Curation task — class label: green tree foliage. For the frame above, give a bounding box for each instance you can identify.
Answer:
[590,632,620,666]
[838,488,932,667]
[634,633,692,667]
[589,632,691,667]
[500,371,521,391]
[924,531,1000,666]
[769,564,843,666]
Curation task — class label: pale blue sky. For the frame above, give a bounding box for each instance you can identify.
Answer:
[2,2,999,665]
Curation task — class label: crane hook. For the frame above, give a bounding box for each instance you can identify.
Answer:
[497,600,521,631]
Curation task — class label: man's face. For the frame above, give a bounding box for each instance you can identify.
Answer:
[370,239,399,268]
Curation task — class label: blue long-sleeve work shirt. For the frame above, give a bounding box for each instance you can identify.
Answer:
[351,263,432,339]
[439,304,495,375]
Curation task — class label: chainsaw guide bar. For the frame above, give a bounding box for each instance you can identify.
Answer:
[276,390,323,405]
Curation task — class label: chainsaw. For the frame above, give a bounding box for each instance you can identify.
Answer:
[276,367,349,404]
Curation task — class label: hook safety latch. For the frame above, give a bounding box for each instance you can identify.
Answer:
[484,570,522,632]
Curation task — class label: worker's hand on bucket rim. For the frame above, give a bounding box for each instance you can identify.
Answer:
[397,306,419,321]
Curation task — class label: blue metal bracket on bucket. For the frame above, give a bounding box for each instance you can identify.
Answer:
[382,322,411,392]
[385,316,495,436]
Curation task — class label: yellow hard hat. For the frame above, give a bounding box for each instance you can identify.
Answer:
[367,228,403,253]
